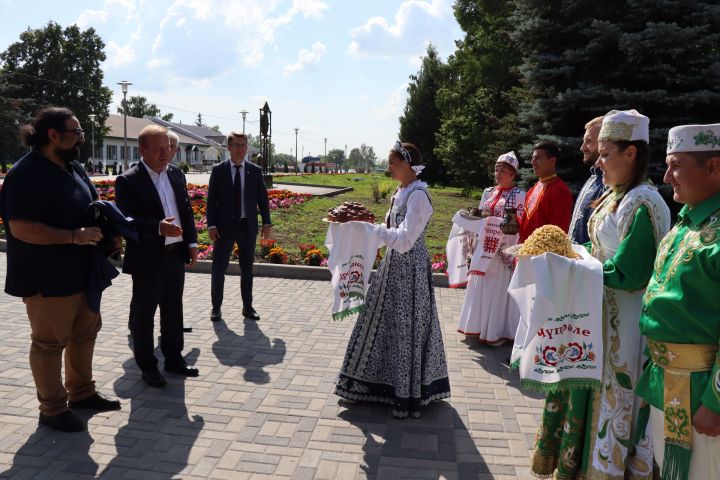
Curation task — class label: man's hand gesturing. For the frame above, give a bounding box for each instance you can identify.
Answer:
[160,217,183,237]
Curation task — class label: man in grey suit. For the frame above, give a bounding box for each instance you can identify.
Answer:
[207,132,271,321]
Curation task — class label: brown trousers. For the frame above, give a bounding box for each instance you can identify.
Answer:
[23,292,101,415]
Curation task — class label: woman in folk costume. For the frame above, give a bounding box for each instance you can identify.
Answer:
[456,152,526,345]
[334,141,451,419]
[530,110,671,479]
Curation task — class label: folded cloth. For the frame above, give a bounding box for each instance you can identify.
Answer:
[325,221,383,320]
[84,200,138,313]
[509,244,604,392]
[445,222,473,288]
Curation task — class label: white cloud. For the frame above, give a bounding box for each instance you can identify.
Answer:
[146,57,172,70]
[148,0,329,84]
[106,25,142,68]
[348,0,456,59]
[77,0,137,27]
[283,42,327,76]
[288,0,329,18]
[76,0,141,69]
[374,83,408,119]
[77,9,109,27]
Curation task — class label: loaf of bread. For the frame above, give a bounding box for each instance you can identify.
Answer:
[326,202,376,223]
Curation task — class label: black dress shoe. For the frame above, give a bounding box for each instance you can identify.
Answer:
[39,411,86,432]
[242,306,260,321]
[142,368,167,387]
[69,392,121,412]
[164,365,200,377]
[210,308,222,322]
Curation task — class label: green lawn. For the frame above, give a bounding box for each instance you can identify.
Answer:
[271,174,474,256]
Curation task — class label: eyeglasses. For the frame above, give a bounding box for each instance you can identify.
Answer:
[59,128,85,137]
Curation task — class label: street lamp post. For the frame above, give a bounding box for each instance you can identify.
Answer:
[117,80,132,168]
[240,110,248,133]
[294,128,299,174]
[88,113,97,171]
[324,137,327,172]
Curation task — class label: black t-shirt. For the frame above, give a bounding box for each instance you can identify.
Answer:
[1,150,98,297]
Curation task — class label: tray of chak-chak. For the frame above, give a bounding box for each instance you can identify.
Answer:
[505,224,581,259]
[323,201,376,224]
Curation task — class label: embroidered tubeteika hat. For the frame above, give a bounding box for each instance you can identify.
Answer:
[666,124,720,154]
[599,109,649,143]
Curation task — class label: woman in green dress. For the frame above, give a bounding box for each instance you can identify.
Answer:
[530,110,671,479]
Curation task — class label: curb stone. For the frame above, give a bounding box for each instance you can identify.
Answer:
[0,239,451,287]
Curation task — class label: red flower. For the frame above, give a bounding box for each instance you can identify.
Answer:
[542,346,558,366]
[566,342,584,362]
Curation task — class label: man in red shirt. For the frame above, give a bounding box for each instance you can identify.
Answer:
[519,141,574,242]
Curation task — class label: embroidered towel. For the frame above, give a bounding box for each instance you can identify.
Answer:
[325,221,383,320]
[446,220,474,288]
[509,244,604,392]
[451,213,517,277]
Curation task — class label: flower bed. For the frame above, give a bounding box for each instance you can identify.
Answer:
[92,180,318,263]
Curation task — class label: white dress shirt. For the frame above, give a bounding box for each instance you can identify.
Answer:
[141,160,183,246]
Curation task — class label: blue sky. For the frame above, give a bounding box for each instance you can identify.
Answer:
[0,0,463,161]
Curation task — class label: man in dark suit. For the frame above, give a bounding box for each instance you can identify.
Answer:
[115,125,199,387]
[207,132,271,322]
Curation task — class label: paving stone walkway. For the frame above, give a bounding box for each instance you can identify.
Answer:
[0,253,544,479]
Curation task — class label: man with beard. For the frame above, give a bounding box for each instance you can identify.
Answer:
[0,107,121,432]
[569,116,606,244]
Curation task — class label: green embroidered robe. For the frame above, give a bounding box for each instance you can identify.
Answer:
[531,186,671,480]
[637,191,720,421]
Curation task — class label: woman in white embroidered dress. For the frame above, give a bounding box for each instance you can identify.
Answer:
[456,152,525,345]
[334,142,451,419]
[530,110,671,479]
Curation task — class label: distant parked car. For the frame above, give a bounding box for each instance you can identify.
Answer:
[348,169,356,173]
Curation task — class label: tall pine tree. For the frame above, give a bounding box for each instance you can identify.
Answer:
[399,44,449,186]
[513,0,720,185]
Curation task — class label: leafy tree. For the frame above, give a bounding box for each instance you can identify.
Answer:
[248,134,275,156]
[512,0,720,185]
[359,144,377,171]
[117,95,175,122]
[0,79,36,165]
[273,152,295,169]
[435,0,524,191]
[326,148,346,169]
[117,95,161,118]
[346,144,378,171]
[0,21,112,160]
[347,148,364,170]
[399,44,449,185]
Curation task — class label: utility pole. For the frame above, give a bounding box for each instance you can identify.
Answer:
[240,110,248,133]
[117,80,132,168]
[324,138,327,171]
[294,128,299,174]
[88,113,97,169]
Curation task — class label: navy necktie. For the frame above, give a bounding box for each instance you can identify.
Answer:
[234,164,243,219]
